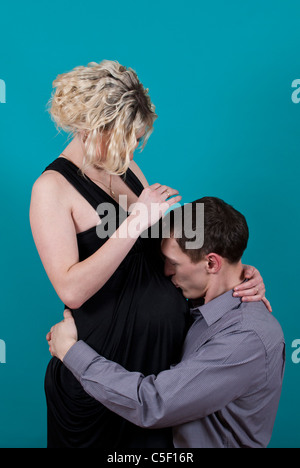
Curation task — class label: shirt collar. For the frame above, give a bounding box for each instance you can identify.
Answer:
[189,289,242,326]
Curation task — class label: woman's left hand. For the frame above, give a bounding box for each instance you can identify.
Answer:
[233,265,272,313]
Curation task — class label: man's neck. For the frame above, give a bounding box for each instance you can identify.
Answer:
[204,261,244,304]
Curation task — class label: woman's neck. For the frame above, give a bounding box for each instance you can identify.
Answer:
[60,134,86,168]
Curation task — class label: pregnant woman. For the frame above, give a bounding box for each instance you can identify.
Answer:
[30,60,266,448]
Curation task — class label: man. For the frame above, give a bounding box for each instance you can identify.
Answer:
[48,197,285,448]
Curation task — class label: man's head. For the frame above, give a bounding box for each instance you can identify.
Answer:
[161,197,249,301]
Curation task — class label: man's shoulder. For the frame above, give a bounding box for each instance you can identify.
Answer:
[238,301,285,351]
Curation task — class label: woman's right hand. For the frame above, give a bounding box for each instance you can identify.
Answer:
[128,183,182,234]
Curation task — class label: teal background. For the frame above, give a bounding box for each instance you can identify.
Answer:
[0,0,299,448]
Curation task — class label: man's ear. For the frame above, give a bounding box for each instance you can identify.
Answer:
[205,253,222,273]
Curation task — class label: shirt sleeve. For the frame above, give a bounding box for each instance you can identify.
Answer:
[63,332,267,429]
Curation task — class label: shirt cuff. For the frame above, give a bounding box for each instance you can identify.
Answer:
[63,340,102,381]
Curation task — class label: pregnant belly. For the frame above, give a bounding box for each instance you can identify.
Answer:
[71,260,189,375]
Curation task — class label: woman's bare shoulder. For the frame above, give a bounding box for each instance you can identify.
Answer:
[129,160,149,188]
[31,169,68,197]
[30,169,72,213]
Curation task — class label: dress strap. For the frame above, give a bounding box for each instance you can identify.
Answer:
[121,166,145,197]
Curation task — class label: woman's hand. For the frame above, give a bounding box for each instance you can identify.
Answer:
[233,265,272,313]
[129,183,182,234]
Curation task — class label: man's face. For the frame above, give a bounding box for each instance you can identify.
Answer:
[161,238,209,300]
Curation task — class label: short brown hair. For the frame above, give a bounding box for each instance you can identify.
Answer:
[165,197,249,264]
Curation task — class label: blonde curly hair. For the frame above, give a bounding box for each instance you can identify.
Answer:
[48,60,157,175]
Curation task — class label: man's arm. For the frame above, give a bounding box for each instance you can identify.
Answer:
[62,332,266,429]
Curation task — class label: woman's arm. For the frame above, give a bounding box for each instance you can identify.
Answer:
[234,265,272,312]
[30,173,180,309]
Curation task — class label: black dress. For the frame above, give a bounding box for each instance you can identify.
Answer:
[43,158,189,448]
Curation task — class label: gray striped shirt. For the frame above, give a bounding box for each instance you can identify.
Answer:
[64,290,285,448]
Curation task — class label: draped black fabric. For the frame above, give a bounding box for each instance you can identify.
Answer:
[43,158,189,448]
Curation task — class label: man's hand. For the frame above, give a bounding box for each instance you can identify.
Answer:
[46,309,78,361]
